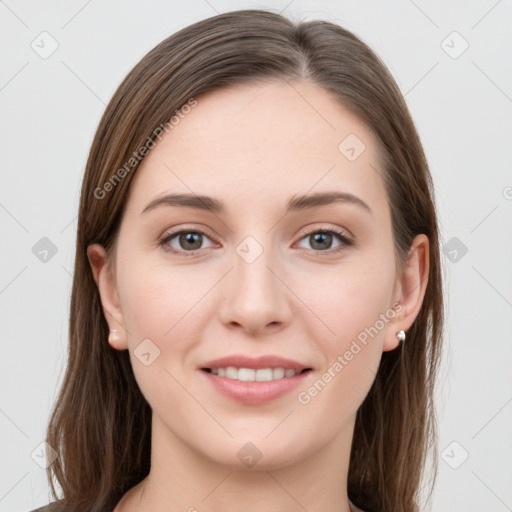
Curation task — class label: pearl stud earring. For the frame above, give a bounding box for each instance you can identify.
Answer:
[396,330,406,343]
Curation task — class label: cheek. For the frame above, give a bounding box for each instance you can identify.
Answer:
[118,255,207,340]
[117,257,214,395]
[294,253,395,404]
[117,263,203,409]
[294,276,391,423]
[298,253,396,345]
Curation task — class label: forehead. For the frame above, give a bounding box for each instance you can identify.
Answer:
[124,80,388,218]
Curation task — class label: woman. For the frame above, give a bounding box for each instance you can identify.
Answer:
[33,8,444,512]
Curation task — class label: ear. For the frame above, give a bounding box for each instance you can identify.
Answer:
[87,243,128,350]
[383,234,429,352]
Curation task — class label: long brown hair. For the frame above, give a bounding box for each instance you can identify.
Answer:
[45,9,444,512]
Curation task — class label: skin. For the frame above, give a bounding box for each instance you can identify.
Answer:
[88,80,429,512]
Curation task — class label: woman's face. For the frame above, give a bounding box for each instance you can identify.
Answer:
[89,80,427,470]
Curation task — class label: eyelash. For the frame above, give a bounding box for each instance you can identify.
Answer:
[158,226,354,257]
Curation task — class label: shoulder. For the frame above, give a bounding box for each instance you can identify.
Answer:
[29,502,64,512]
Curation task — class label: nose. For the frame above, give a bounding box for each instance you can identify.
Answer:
[217,242,294,337]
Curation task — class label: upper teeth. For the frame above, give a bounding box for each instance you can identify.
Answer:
[210,367,299,381]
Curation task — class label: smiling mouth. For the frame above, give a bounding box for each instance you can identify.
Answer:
[201,367,312,382]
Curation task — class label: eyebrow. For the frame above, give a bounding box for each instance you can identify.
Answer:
[141,191,371,216]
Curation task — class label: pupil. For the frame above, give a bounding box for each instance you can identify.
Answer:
[181,232,201,250]
[311,233,331,250]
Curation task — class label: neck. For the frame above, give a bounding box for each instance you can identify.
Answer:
[115,412,359,512]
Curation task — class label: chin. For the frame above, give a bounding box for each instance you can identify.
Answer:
[202,434,316,472]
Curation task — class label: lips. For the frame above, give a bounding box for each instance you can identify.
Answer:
[200,354,311,373]
[198,354,313,405]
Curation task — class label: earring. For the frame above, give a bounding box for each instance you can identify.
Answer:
[396,330,406,343]
[109,329,119,343]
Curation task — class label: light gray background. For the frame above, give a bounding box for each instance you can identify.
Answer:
[1,1,511,511]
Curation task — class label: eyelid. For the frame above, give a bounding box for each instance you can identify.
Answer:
[158,224,218,253]
[298,225,353,244]
[293,226,354,254]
